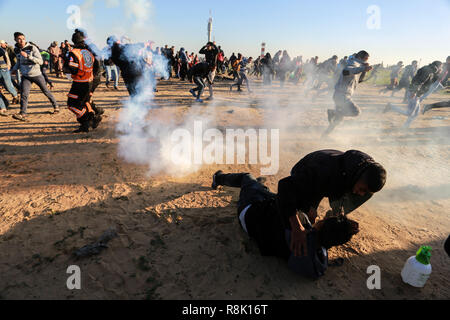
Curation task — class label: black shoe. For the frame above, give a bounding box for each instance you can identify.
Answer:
[211,170,223,190]
[74,125,89,133]
[92,115,102,129]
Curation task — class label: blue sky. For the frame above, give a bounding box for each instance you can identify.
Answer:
[0,0,448,65]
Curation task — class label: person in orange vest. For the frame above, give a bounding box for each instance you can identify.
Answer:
[64,30,102,133]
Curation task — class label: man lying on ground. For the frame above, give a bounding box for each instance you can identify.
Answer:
[212,171,360,279]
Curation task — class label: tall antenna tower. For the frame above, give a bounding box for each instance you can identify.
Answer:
[207,10,213,42]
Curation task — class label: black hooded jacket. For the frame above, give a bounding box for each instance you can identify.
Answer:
[187,62,211,83]
[277,150,378,228]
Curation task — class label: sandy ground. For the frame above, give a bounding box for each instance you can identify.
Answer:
[0,73,449,300]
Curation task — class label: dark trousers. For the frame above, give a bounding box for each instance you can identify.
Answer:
[180,62,188,80]
[67,82,94,126]
[427,100,450,110]
[215,173,273,214]
[20,74,58,114]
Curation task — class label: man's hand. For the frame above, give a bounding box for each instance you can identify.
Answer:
[289,214,308,257]
[20,51,28,58]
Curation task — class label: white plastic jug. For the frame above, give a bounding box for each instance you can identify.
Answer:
[401,246,432,288]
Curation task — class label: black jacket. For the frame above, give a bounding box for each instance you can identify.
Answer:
[199,44,219,69]
[277,150,377,228]
[187,62,211,82]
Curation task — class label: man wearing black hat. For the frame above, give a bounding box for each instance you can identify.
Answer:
[199,42,219,101]
[64,29,102,133]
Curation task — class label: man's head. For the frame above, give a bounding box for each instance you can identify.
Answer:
[430,61,443,73]
[107,36,119,47]
[206,42,214,50]
[314,216,359,249]
[412,60,418,66]
[398,61,404,66]
[353,162,387,196]
[14,32,26,48]
[72,29,86,46]
[237,53,242,59]
[0,40,6,49]
[356,50,370,62]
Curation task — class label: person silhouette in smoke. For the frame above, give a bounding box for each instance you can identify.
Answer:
[109,35,144,97]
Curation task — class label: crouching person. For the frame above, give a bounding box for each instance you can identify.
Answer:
[64,30,102,133]
[211,171,360,279]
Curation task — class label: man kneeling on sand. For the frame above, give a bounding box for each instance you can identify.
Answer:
[211,150,386,279]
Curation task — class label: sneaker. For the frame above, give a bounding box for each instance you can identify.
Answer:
[422,104,432,115]
[74,125,89,133]
[383,103,392,114]
[0,110,7,117]
[189,89,196,98]
[13,113,28,122]
[196,98,204,103]
[211,170,223,190]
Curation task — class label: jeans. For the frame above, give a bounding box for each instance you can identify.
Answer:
[0,92,8,110]
[105,65,119,87]
[0,69,18,97]
[193,76,205,98]
[20,74,58,114]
